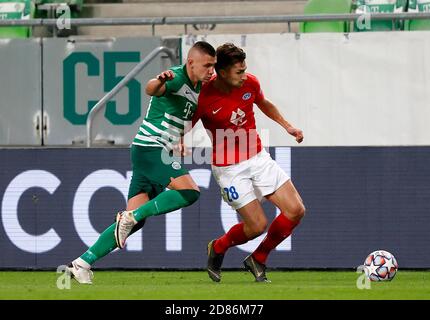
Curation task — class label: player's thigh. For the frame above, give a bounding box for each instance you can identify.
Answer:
[132,145,191,190]
[212,163,257,211]
[265,180,305,221]
[252,149,290,200]
[237,199,268,237]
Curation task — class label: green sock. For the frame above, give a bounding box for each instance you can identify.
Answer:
[133,189,200,222]
[79,190,199,266]
[80,220,146,266]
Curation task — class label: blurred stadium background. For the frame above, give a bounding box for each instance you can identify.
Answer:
[0,0,429,280]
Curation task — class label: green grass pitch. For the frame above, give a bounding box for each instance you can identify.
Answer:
[0,270,429,300]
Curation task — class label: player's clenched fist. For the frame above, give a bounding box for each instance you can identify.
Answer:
[287,127,304,143]
[157,70,175,83]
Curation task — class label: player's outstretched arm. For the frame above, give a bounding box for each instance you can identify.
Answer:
[256,98,304,143]
[145,70,175,97]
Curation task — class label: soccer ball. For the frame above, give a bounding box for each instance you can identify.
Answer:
[363,250,398,281]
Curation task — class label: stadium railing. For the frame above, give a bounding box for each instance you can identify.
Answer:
[1,12,430,35]
[86,46,176,148]
[1,11,430,146]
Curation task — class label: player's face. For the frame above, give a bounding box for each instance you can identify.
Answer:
[224,61,247,88]
[190,53,216,83]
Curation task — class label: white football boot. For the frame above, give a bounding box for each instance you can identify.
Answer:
[67,258,94,284]
[114,211,137,249]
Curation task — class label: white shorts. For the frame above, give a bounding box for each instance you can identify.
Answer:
[211,148,290,210]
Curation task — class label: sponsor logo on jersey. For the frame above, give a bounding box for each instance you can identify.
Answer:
[230,108,247,126]
[212,107,223,114]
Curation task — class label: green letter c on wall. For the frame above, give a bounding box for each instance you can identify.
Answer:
[63,52,100,125]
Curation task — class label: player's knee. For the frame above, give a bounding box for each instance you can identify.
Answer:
[179,189,200,206]
[256,221,268,235]
[247,221,267,239]
[293,202,306,220]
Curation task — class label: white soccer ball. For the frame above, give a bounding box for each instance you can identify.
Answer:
[363,250,398,281]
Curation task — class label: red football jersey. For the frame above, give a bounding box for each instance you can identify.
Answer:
[193,73,264,166]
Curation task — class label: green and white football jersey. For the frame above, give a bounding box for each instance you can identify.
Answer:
[132,64,201,150]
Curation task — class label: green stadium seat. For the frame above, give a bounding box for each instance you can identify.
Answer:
[34,0,83,19]
[299,0,353,33]
[352,0,407,32]
[405,0,430,31]
[0,0,35,38]
[32,0,84,36]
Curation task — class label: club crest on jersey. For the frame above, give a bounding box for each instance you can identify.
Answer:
[242,92,252,101]
[230,108,247,126]
[171,161,182,170]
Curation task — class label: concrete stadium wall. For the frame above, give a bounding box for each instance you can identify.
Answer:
[0,147,429,269]
[0,37,168,146]
[184,32,430,147]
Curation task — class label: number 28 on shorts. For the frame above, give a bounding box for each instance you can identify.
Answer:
[222,186,239,202]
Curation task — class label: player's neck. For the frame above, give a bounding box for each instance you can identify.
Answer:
[213,78,233,94]
[186,63,199,88]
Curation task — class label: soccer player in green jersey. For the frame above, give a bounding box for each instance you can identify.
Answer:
[67,41,216,284]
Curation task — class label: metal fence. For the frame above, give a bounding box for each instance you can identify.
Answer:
[1,13,430,35]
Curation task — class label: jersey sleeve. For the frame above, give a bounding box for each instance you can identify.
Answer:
[163,68,183,95]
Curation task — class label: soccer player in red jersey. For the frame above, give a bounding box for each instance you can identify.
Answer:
[193,43,306,282]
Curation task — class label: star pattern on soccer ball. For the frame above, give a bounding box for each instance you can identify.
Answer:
[368,262,380,276]
[384,257,395,271]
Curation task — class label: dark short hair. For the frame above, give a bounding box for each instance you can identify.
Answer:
[192,41,216,57]
[215,43,246,73]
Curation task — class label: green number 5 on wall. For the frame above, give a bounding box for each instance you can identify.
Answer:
[63,51,141,125]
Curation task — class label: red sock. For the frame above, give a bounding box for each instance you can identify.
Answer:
[213,222,248,254]
[252,214,300,265]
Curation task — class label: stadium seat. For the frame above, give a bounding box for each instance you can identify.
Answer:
[405,0,430,31]
[352,0,407,32]
[33,0,84,36]
[34,0,83,18]
[299,0,353,33]
[0,0,35,38]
